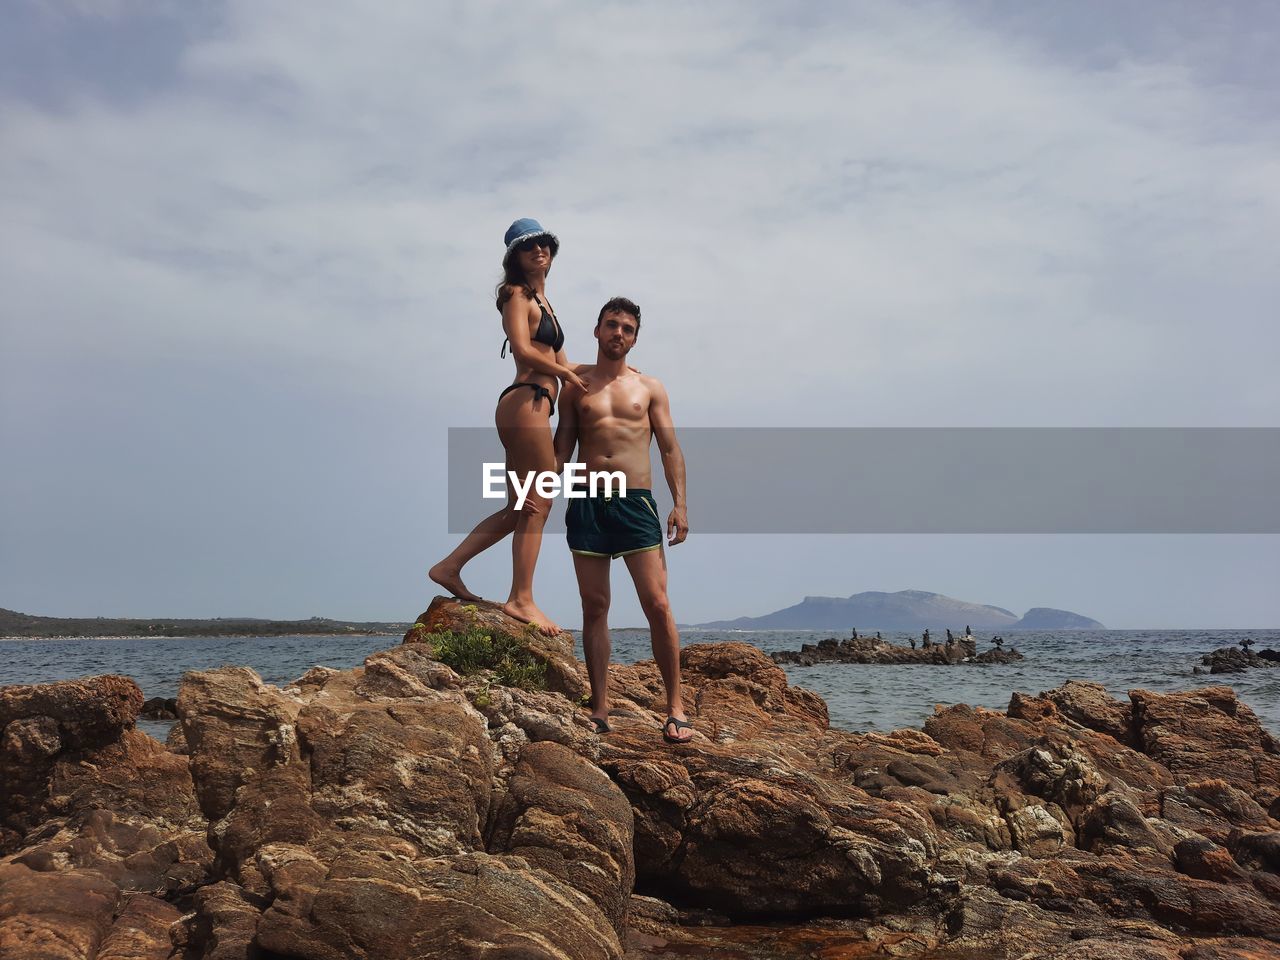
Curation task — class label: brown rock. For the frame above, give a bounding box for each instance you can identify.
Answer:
[96,894,180,960]
[1131,687,1280,809]
[0,675,143,749]
[1181,940,1280,960]
[255,850,623,960]
[358,643,461,698]
[1042,679,1135,744]
[923,703,1043,762]
[0,862,119,960]
[993,739,1108,822]
[1173,837,1253,885]
[488,740,635,932]
[176,666,302,823]
[175,620,629,958]
[296,693,494,854]
[1077,793,1173,856]
[1,676,145,847]
[1160,780,1277,844]
[408,596,587,700]
[175,880,262,960]
[1,689,211,894]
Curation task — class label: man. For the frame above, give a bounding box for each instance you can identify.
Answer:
[553,296,692,744]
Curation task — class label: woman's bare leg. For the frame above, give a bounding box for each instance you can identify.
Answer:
[429,507,518,601]
[497,404,560,635]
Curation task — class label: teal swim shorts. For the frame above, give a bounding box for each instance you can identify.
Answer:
[566,488,663,559]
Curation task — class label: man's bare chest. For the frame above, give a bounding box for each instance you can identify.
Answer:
[577,380,649,426]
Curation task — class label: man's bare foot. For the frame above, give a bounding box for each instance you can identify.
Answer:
[501,599,561,636]
[429,563,482,602]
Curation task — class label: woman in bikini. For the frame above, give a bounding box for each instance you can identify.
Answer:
[429,218,586,635]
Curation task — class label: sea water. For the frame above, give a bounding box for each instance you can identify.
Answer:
[2,629,1277,738]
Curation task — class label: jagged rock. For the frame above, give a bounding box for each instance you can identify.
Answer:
[487,740,636,929]
[0,674,212,912]
[1130,686,1280,810]
[1201,647,1279,674]
[1,676,145,847]
[771,634,1017,666]
[171,881,262,960]
[1037,679,1135,745]
[0,675,143,750]
[169,610,631,958]
[176,666,303,824]
[1159,779,1275,844]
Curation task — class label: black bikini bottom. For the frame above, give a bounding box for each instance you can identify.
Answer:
[498,381,555,416]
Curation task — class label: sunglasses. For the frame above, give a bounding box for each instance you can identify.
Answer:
[516,237,554,253]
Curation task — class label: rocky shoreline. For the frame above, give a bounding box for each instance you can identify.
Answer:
[773,634,1024,666]
[1,596,1278,958]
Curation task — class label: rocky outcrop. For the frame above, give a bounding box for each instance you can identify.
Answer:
[772,634,1022,666]
[1201,646,1279,674]
[172,625,631,960]
[0,676,210,960]
[406,596,588,700]
[2,599,1278,959]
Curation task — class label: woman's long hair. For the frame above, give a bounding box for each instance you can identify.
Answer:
[495,251,552,311]
[495,259,532,312]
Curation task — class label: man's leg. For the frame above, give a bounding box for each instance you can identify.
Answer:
[622,548,691,741]
[573,553,612,726]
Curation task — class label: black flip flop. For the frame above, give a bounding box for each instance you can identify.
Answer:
[589,716,613,734]
[662,716,693,744]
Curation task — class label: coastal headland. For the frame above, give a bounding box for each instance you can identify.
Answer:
[0,608,408,639]
[1,596,1278,958]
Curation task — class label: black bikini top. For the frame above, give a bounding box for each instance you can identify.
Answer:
[501,294,564,357]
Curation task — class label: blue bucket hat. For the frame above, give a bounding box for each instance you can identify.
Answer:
[503,218,559,263]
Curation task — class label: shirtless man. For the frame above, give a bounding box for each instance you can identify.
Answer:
[553,297,693,744]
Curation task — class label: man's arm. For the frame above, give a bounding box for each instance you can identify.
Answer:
[553,381,582,475]
[647,378,688,546]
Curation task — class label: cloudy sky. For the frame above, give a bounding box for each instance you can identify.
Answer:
[2,1,1277,629]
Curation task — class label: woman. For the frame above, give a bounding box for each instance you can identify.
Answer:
[429,218,586,635]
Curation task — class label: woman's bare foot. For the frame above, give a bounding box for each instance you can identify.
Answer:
[502,599,561,636]
[429,562,482,602]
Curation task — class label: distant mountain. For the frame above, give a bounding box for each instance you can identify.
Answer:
[695,590,1102,631]
[1012,607,1104,630]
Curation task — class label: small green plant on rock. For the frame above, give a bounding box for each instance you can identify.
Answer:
[425,626,548,691]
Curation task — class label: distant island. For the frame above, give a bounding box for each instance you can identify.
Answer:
[695,589,1103,631]
[0,608,410,639]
